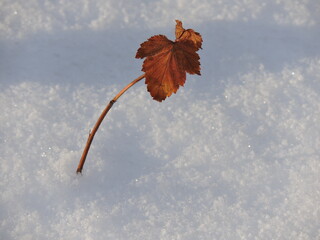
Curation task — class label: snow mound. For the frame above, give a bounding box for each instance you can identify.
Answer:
[1,0,319,239]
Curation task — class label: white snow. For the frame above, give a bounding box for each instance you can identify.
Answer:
[1,0,320,239]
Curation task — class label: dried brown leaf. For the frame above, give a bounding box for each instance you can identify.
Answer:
[136,20,202,101]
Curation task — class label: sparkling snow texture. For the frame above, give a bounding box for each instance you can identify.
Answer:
[0,0,319,239]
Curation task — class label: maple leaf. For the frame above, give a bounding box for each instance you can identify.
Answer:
[76,20,203,174]
[136,20,202,102]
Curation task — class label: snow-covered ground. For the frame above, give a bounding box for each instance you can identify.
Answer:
[1,0,320,239]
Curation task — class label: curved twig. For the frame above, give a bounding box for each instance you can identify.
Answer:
[76,74,145,173]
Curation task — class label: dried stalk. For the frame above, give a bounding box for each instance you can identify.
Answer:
[76,74,145,173]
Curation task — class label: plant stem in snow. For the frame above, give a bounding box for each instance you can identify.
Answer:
[76,73,146,173]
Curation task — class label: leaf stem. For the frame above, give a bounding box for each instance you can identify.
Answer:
[76,73,146,174]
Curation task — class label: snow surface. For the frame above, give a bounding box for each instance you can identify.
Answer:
[1,0,320,239]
